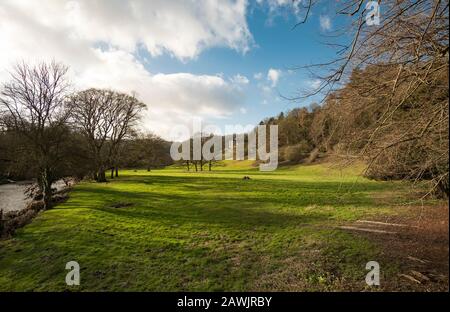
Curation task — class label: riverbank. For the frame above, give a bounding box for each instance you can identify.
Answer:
[0,179,75,213]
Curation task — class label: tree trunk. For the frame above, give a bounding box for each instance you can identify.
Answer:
[186,160,190,171]
[41,168,53,210]
[115,167,119,177]
[97,168,107,182]
[200,159,203,171]
[209,160,212,171]
[0,209,4,236]
[437,178,449,199]
[194,162,198,172]
[111,167,114,179]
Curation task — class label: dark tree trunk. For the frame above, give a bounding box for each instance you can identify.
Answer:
[194,162,198,172]
[186,160,190,171]
[437,178,449,199]
[115,167,119,177]
[111,167,114,179]
[0,209,4,236]
[97,168,107,182]
[40,168,53,210]
[209,160,212,171]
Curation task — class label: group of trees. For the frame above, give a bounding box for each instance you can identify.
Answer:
[119,133,173,171]
[69,88,145,182]
[261,0,449,198]
[261,61,448,198]
[260,104,322,164]
[0,62,171,209]
[175,134,219,172]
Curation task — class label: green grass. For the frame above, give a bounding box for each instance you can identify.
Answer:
[0,162,418,291]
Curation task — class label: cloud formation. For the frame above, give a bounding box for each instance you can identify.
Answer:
[253,72,263,80]
[267,68,281,87]
[1,0,252,61]
[308,79,321,90]
[0,0,253,140]
[319,15,332,31]
[231,74,250,85]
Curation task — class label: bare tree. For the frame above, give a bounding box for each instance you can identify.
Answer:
[69,89,112,182]
[69,89,145,182]
[107,92,145,178]
[0,61,71,209]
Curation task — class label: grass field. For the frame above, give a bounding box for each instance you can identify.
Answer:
[0,162,439,291]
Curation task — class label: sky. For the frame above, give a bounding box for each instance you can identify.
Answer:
[0,0,343,141]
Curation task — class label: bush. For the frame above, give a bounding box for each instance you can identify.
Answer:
[284,140,312,163]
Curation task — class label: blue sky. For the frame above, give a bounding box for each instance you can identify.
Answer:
[0,0,348,140]
[139,1,339,128]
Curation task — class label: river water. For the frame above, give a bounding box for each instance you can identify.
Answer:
[0,180,70,213]
[0,182,32,213]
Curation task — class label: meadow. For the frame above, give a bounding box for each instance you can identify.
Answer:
[0,161,440,291]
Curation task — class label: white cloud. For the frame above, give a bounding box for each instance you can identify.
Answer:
[239,107,247,114]
[143,72,245,140]
[0,0,251,140]
[231,74,249,85]
[253,72,263,80]
[0,0,252,61]
[308,79,321,89]
[267,68,281,87]
[261,85,272,94]
[259,0,299,14]
[319,15,332,31]
[257,0,302,23]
